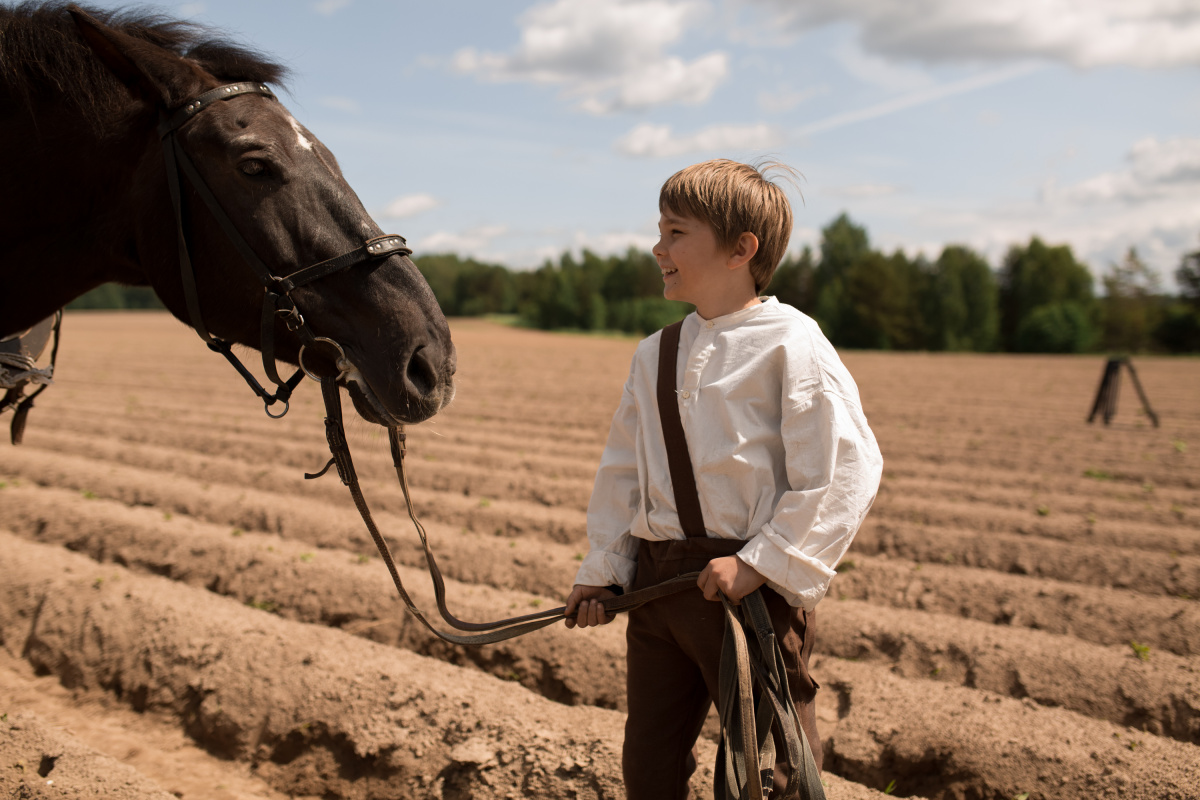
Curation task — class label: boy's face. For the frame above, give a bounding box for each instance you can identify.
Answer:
[653,210,731,308]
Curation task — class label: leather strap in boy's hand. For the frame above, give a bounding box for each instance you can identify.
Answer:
[697,555,766,604]
[564,584,617,628]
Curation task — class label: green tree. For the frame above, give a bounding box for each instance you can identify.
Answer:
[1015,302,1095,353]
[1099,248,1163,353]
[925,245,998,351]
[1154,243,1200,352]
[998,237,1095,352]
[767,246,816,314]
[813,213,871,341]
[837,250,925,350]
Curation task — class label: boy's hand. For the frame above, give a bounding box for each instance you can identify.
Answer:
[698,556,766,604]
[564,584,617,629]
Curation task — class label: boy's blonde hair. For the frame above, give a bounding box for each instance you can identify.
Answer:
[660,159,796,293]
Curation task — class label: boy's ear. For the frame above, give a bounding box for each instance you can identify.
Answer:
[727,232,760,271]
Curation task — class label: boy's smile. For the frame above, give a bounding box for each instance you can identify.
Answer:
[654,210,761,319]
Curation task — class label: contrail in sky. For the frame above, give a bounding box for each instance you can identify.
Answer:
[794,62,1043,138]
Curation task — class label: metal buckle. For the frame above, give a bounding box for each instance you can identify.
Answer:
[298,337,353,382]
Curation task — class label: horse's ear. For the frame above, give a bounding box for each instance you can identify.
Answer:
[67,5,179,106]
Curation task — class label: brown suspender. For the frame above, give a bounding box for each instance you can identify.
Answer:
[656,320,707,539]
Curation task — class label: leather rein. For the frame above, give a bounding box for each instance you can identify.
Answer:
[160,81,693,644]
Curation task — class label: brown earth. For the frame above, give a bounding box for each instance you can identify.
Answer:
[2,312,1199,799]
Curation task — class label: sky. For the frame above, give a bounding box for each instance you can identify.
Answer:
[89,0,1200,287]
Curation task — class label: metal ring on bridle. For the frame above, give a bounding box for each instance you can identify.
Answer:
[299,337,351,382]
[263,398,290,419]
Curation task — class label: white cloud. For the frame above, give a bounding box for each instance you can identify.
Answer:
[313,0,352,15]
[738,0,1200,68]
[419,225,509,254]
[453,0,729,114]
[615,121,784,157]
[1054,137,1200,205]
[380,194,440,219]
[833,40,932,92]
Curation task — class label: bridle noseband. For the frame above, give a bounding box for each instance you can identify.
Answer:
[157,81,412,417]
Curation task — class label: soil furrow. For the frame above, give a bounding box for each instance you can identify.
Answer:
[855,518,1200,597]
[0,532,893,800]
[818,657,1200,800]
[830,556,1200,656]
[6,485,1198,747]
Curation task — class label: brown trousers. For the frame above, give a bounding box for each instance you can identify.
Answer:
[623,537,821,800]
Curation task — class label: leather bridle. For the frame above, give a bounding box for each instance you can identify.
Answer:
[157,81,412,418]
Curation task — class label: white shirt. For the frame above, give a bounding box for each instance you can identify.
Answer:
[574,297,883,610]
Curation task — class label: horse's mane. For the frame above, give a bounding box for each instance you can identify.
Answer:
[0,2,288,113]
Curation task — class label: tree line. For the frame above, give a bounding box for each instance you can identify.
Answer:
[64,212,1200,353]
[415,213,1200,354]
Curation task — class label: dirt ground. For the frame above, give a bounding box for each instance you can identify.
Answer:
[1,312,1198,800]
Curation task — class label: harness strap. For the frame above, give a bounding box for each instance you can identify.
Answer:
[657,320,707,538]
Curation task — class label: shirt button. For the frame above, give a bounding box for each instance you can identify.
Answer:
[705,321,714,329]
[679,390,691,399]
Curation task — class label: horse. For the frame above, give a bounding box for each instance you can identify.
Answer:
[0,2,455,427]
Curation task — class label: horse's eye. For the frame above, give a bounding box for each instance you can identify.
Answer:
[239,159,266,176]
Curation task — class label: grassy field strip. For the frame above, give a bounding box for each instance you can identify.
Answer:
[7,481,1197,746]
[830,558,1200,656]
[0,532,901,800]
[855,519,1200,597]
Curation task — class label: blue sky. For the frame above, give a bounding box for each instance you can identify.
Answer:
[104,0,1200,286]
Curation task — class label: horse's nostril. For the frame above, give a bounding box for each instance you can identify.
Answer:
[406,346,437,396]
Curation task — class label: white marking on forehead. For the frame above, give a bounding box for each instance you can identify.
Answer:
[287,116,314,151]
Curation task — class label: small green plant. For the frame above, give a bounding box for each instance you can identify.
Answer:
[423,453,436,461]
[884,779,897,795]
[92,577,104,589]
[942,552,956,564]
[930,666,942,677]
[163,511,172,521]
[1013,793,1030,800]
[573,552,584,561]
[478,497,492,508]
[1142,482,1154,493]
[299,552,314,563]
[1129,641,1151,661]
[1083,468,1112,480]
[509,541,516,548]
[230,528,243,537]
[1,713,7,722]
[837,559,856,573]
[1171,504,1185,520]
[529,598,543,608]
[247,599,279,613]
[81,490,96,500]
[1173,439,1187,454]
[1086,513,1097,525]
[1127,739,1141,751]
[356,554,370,564]
[0,481,7,490]
[1036,505,1050,517]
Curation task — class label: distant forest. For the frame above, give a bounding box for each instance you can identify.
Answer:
[69,212,1200,353]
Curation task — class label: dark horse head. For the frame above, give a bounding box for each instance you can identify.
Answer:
[0,3,455,425]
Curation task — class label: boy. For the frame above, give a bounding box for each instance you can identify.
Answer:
[564,159,883,799]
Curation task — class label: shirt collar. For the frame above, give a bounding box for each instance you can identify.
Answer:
[692,297,777,330]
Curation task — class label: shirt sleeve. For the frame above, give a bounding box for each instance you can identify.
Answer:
[736,389,883,609]
[573,373,642,589]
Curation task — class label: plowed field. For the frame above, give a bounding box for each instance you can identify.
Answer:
[2,312,1198,800]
